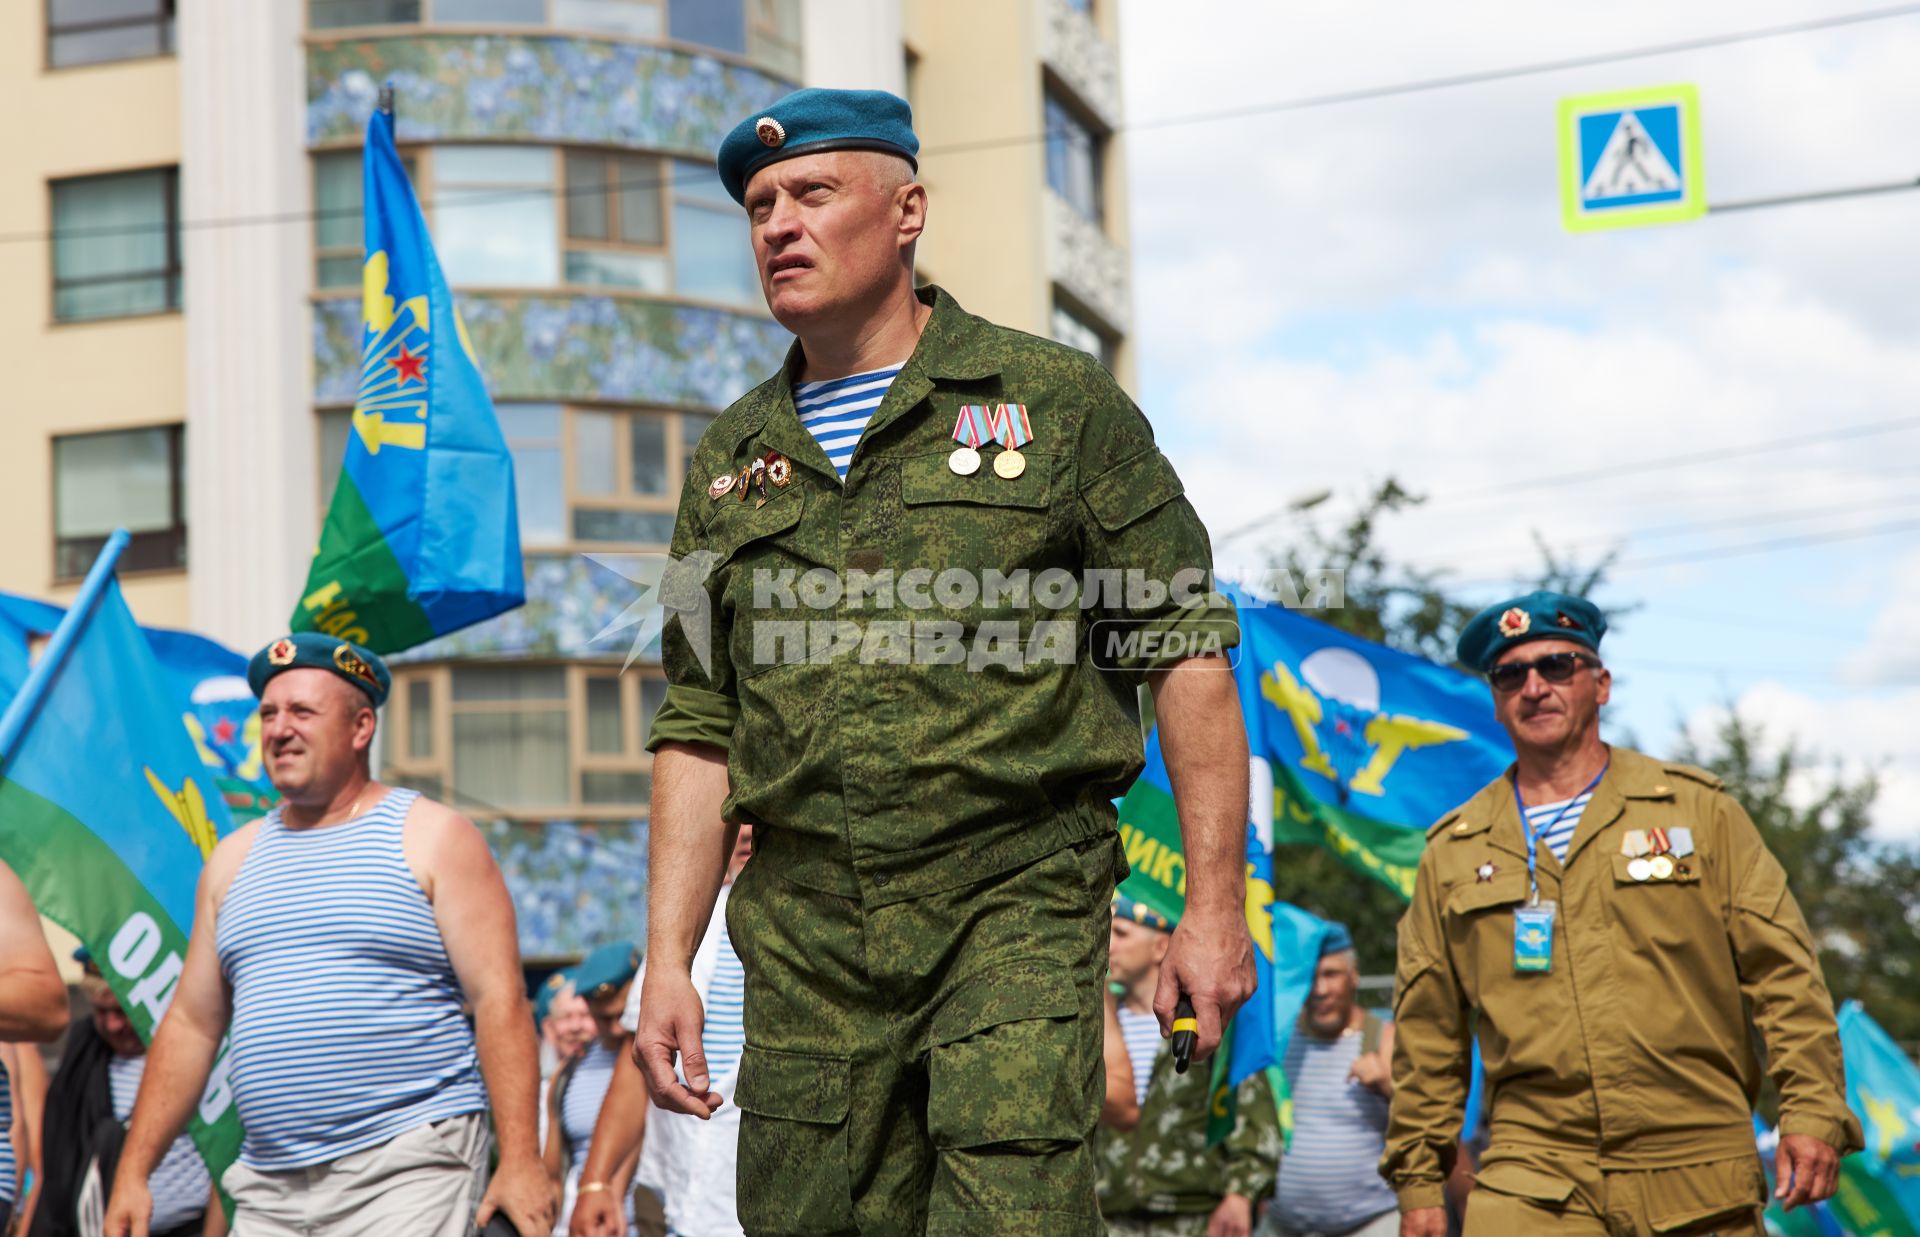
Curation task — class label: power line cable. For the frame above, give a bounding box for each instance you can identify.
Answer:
[7,3,1920,245]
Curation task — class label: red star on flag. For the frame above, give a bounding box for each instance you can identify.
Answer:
[388,344,426,386]
[212,717,238,745]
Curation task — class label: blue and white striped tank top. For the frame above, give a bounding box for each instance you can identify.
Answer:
[0,1056,14,1204]
[215,789,487,1169]
[702,917,746,1083]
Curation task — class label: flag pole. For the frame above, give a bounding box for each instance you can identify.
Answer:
[0,529,131,765]
[378,81,394,119]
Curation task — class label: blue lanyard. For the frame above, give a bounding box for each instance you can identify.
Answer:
[1512,765,1607,902]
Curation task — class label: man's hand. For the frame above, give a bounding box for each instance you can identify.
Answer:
[1152,906,1256,1061]
[1400,1206,1448,1237]
[1206,1192,1254,1237]
[475,1150,556,1236]
[1776,1133,1841,1210]
[635,968,721,1118]
[1349,1048,1391,1095]
[103,1175,153,1237]
[569,1188,626,1237]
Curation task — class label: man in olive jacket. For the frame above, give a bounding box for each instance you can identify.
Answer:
[1386,591,1860,1237]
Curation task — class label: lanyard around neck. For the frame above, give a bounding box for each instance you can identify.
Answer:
[1512,765,1608,902]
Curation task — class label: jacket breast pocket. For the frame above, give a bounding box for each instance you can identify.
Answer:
[897,452,1062,625]
[1445,873,1530,1000]
[706,488,808,675]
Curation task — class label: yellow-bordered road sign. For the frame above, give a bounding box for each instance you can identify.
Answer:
[1558,83,1705,232]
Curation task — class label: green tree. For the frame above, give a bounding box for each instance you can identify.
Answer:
[1676,711,1920,1049]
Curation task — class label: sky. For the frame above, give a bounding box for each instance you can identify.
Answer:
[1116,0,1920,835]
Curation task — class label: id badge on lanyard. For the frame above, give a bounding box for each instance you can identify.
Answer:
[1514,901,1556,973]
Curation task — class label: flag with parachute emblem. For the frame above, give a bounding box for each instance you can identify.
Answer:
[293,101,523,654]
[0,531,245,1190]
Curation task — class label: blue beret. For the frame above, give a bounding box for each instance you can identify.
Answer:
[1456,591,1607,674]
[1320,922,1354,958]
[717,87,919,205]
[532,969,575,1021]
[1112,891,1173,933]
[574,941,641,998]
[247,632,390,708]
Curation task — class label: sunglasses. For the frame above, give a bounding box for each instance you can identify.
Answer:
[1487,651,1602,693]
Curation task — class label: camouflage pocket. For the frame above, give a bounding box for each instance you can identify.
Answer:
[733,1045,855,1233]
[925,972,1087,1149]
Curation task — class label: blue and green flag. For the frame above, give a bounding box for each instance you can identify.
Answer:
[0,531,244,1186]
[293,103,523,653]
[0,591,277,823]
[1818,1002,1920,1235]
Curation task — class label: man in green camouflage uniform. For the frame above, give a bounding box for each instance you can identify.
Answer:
[1098,898,1279,1237]
[632,88,1258,1235]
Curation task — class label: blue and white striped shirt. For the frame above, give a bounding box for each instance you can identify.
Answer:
[702,917,746,1084]
[1526,794,1593,864]
[215,789,487,1169]
[110,1055,212,1229]
[1114,1006,1164,1107]
[794,363,904,480]
[560,1041,617,1173]
[1273,1027,1398,1232]
[0,1056,13,1205]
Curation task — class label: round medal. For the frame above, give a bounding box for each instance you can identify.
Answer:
[766,454,792,487]
[1627,857,1652,882]
[1649,855,1675,880]
[948,446,981,476]
[707,473,736,500]
[993,448,1026,479]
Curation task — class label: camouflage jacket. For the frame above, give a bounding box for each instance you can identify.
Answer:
[1096,1035,1281,1216]
[648,286,1236,906]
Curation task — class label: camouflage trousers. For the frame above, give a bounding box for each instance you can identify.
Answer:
[726,832,1121,1236]
[1102,1213,1213,1237]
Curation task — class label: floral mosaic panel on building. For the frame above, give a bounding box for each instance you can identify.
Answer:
[485,817,650,959]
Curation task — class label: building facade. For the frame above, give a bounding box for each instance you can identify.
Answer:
[0,0,1134,961]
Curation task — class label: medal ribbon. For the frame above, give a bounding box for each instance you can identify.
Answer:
[1512,764,1608,904]
[953,405,990,448]
[989,403,1032,449]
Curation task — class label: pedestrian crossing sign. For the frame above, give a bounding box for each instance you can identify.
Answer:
[1558,84,1705,232]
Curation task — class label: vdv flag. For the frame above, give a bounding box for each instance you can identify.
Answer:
[293,102,524,653]
[0,532,244,1187]
[1237,589,1510,898]
[1815,1001,1920,1236]
[0,591,278,823]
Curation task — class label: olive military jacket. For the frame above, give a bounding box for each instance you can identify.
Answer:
[647,287,1235,906]
[1383,746,1862,1210]
[1096,1038,1280,1217]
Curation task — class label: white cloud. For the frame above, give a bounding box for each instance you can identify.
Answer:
[1839,548,1920,689]
[1682,683,1920,840]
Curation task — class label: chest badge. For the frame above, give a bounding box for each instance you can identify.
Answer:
[707,472,736,500]
[765,452,793,487]
[951,405,989,475]
[1621,829,1650,857]
[1476,862,1497,883]
[989,402,1031,479]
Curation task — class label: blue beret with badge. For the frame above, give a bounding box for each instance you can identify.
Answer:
[1320,921,1355,958]
[1456,590,1607,673]
[1112,891,1172,933]
[716,87,919,205]
[573,940,642,998]
[532,969,575,1021]
[246,631,391,707]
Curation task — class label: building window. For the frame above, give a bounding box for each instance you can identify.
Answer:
[745,0,802,80]
[314,148,418,290]
[433,0,544,20]
[671,160,758,307]
[51,168,180,322]
[53,425,186,579]
[553,0,662,35]
[668,0,744,53]
[1052,298,1113,371]
[48,0,175,68]
[307,0,791,52]
[1044,89,1104,224]
[308,0,421,27]
[431,145,560,286]
[564,151,669,291]
[317,403,700,549]
[1062,0,1093,12]
[384,663,662,813]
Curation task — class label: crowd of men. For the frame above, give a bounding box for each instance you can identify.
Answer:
[0,83,1863,1237]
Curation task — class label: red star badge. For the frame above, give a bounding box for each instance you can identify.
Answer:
[212,717,238,745]
[388,344,426,386]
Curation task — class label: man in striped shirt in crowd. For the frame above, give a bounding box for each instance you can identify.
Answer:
[1264,925,1398,1237]
[105,633,552,1237]
[569,825,753,1237]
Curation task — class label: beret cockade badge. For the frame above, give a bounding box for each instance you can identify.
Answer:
[1496,607,1530,639]
[754,116,786,148]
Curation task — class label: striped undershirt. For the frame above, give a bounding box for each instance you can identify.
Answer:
[0,1057,12,1205]
[1272,1027,1397,1232]
[110,1054,212,1230]
[1526,794,1593,863]
[793,363,904,481]
[703,916,747,1083]
[1115,1006,1163,1107]
[215,788,487,1170]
